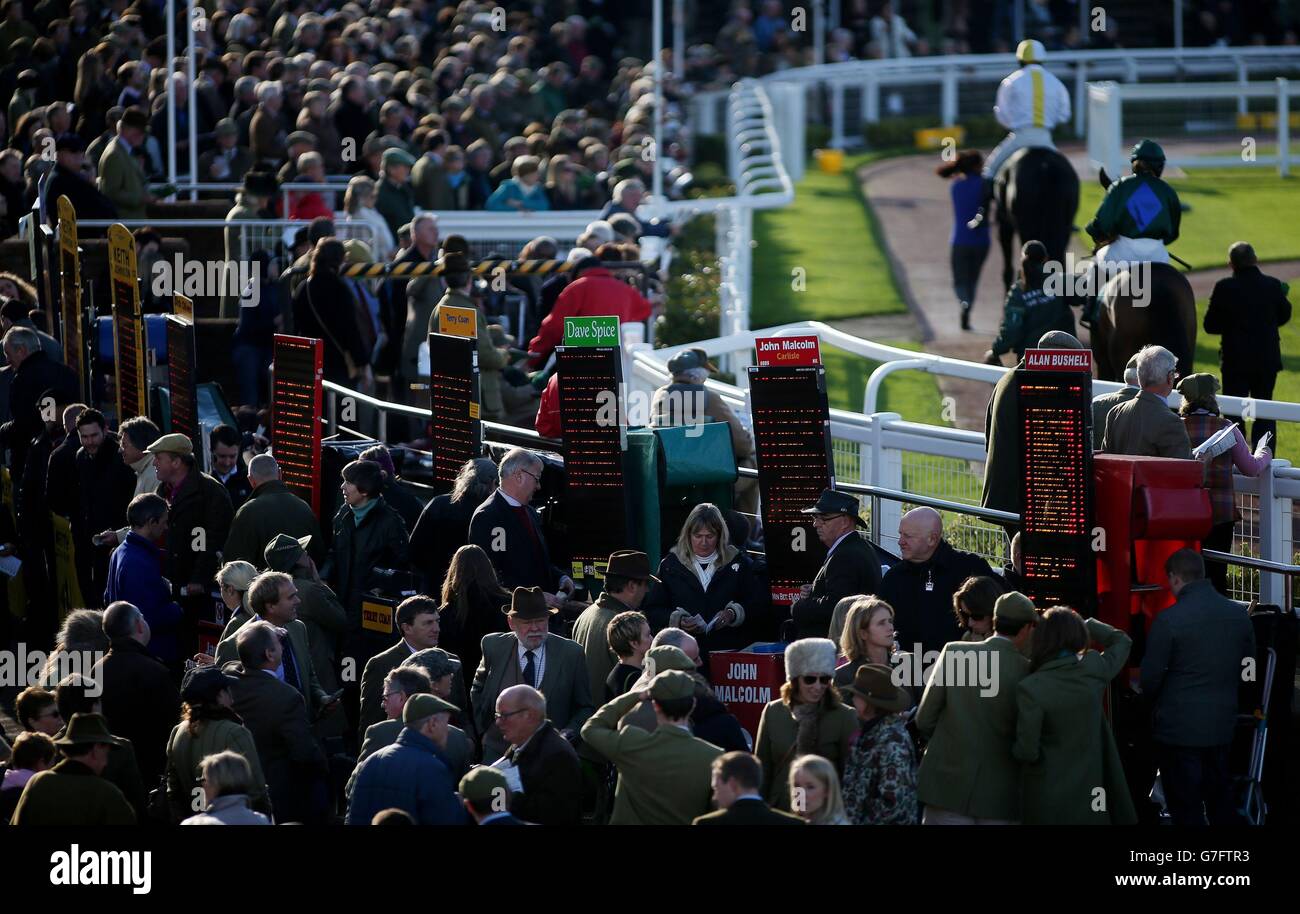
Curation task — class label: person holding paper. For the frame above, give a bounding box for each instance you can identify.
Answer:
[642,504,764,663]
[1176,373,1272,596]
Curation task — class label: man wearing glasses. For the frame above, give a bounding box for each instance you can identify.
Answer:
[469,447,576,606]
[788,489,882,641]
[1100,345,1193,459]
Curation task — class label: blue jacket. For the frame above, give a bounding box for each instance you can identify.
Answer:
[104,532,184,664]
[346,727,468,826]
[485,178,551,212]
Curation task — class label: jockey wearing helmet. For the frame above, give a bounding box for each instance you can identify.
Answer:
[1086,139,1181,268]
[967,39,1071,230]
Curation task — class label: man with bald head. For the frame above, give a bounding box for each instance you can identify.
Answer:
[879,507,994,659]
[982,330,1086,527]
[222,452,325,567]
[492,684,582,825]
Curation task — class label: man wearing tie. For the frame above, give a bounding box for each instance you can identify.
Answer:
[471,587,594,762]
[215,571,335,722]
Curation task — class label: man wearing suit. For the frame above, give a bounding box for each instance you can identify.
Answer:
[358,595,469,739]
[471,587,595,762]
[1092,355,1140,451]
[693,752,805,825]
[227,621,328,823]
[582,669,723,825]
[1141,549,1256,825]
[469,447,576,602]
[491,684,582,825]
[789,489,882,640]
[1204,241,1292,448]
[914,591,1038,824]
[1102,345,1192,458]
[461,765,528,825]
[214,571,334,721]
[97,107,155,220]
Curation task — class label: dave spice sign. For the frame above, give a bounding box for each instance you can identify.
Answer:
[755,335,821,367]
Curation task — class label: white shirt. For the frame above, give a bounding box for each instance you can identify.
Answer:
[994,64,1071,131]
[516,637,546,687]
[826,530,855,558]
[499,487,523,508]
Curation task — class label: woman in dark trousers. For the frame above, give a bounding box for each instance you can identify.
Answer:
[642,503,765,663]
[437,544,511,692]
[321,459,409,743]
[937,149,991,331]
[291,237,374,389]
[409,457,497,595]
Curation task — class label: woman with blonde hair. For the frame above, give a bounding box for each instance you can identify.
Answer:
[339,174,394,261]
[641,502,763,658]
[437,543,510,690]
[754,637,857,810]
[834,596,906,687]
[216,560,257,621]
[789,754,851,825]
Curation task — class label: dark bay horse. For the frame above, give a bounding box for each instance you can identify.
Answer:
[1088,168,1197,381]
[995,146,1079,289]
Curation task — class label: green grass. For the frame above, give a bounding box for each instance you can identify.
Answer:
[1193,272,1300,465]
[822,341,946,423]
[1078,168,1300,269]
[751,151,910,328]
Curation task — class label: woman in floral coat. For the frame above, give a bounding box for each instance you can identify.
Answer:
[841,663,918,825]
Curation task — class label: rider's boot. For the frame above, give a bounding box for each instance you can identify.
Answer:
[965,176,995,231]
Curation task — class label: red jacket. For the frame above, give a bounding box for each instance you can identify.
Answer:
[527,267,652,367]
[535,374,561,439]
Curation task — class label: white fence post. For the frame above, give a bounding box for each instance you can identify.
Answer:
[941,67,958,126]
[831,82,846,148]
[1278,77,1291,178]
[1259,460,1290,605]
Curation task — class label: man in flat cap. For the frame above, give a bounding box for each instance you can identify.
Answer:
[461,766,527,825]
[346,693,467,825]
[198,117,253,184]
[914,590,1038,824]
[789,489,882,640]
[148,433,234,652]
[650,348,758,512]
[9,713,136,825]
[376,146,417,238]
[97,106,154,220]
[581,669,723,825]
[571,550,657,703]
[45,133,118,222]
[275,130,318,185]
[471,586,593,762]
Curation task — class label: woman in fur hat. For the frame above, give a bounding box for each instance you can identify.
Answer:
[753,638,857,811]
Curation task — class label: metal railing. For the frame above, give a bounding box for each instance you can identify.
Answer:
[691,45,1300,150]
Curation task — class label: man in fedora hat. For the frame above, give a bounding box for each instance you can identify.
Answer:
[694,751,805,826]
[914,590,1037,824]
[471,586,593,762]
[222,453,325,568]
[461,765,527,825]
[346,693,467,825]
[650,348,758,513]
[582,669,724,825]
[841,663,918,825]
[45,132,118,222]
[97,106,155,220]
[789,489,882,640]
[9,713,136,825]
[571,550,658,702]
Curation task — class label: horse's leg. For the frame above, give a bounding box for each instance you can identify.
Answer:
[1092,290,1117,381]
[998,204,1015,291]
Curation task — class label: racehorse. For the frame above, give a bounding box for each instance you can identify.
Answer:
[995,146,1079,289]
[1088,168,1197,381]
